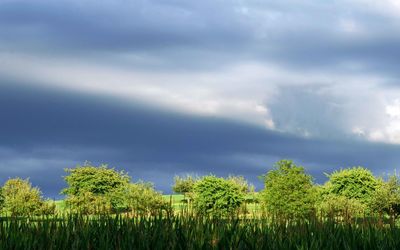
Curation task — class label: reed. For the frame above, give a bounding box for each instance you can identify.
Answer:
[1,213,400,249]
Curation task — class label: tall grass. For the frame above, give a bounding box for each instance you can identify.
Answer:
[1,213,400,249]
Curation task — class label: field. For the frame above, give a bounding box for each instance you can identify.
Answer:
[53,194,262,215]
[2,195,398,249]
[2,213,400,249]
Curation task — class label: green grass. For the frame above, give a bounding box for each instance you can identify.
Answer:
[1,214,400,249]
[54,200,67,212]
[4,196,400,249]
[55,194,261,214]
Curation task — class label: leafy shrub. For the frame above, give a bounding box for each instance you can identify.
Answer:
[323,167,379,205]
[2,178,55,216]
[369,174,400,225]
[120,182,170,216]
[65,191,112,214]
[261,160,316,219]
[193,175,245,216]
[62,163,130,214]
[39,200,57,215]
[172,175,198,195]
[317,193,365,222]
[172,175,199,203]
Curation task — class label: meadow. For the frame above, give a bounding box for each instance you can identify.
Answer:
[52,194,261,216]
[2,213,400,249]
[1,194,397,249]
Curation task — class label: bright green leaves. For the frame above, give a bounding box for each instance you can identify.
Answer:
[261,160,316,219]
[2,178,55,216]
[323,167,380,204]
[62,163,169,215]
[193,175,245,216]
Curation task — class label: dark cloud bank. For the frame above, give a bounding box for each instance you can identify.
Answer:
[1,0,400,198]
[1,81,400,198]
[1,0,400,75]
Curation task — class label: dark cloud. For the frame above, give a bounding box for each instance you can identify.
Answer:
[0,1,248,52]
[1,0,399,77]
[1,0,400,198]
[1,81,400,197]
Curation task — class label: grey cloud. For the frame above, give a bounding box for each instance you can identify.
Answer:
[268,85,348,138]
[1,0,399,77]
[0,1,249,52]
[1,0,400,197]
[1,81,400,197]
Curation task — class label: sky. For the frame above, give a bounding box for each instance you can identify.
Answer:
[1,0,400,198]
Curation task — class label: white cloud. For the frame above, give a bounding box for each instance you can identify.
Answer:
[2,0,400,145]
[2,51,400,144]
[386,99,400,118]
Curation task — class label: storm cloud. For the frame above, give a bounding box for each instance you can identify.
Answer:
[1,0,400,197]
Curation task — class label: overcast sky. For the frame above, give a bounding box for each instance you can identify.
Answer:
[2,0,400,197]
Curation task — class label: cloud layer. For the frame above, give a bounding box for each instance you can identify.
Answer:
[1,0,400,196]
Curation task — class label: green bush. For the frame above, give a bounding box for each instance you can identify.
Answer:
[193,175,245,216]
[261,160,316,219]
[120,182,170,216]
[2,178,55,216]
[62,163,130,214]
[172,175,198,194]
[323,167,380,205]
[65,191,112,214]
[317,193,365,222]
[369,174,400,225]
[172,175,199,203]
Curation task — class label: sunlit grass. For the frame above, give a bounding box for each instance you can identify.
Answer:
[1,214,400,249]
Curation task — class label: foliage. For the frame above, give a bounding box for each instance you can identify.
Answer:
[39,200,57,216]
[317,193,365,222]
[119,182,170,215]
[2,178,55,216]
[193,175,245,216]
[369,174,400,224]
[62,163,130,196]
[0,187,4,211]
[65,191,112,214]
[227,175,253,194]
[323,167,380,205]
[172,175,198,194]
[261,160,316,219]
[3,214,400,249]
[62,163,130,213]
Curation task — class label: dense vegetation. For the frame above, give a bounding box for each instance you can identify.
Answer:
[2,214,400,249]
[2,160,400,249]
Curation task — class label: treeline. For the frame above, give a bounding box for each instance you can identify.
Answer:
[0,160,399,225]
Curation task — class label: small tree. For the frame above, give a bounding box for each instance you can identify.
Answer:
[172,174,198,203]
[323,167,379,205]
[261,160,316,220]
[193,175,245,216]
[173,175,195,194]
[62,163,130,214]
[2,178,55,216]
